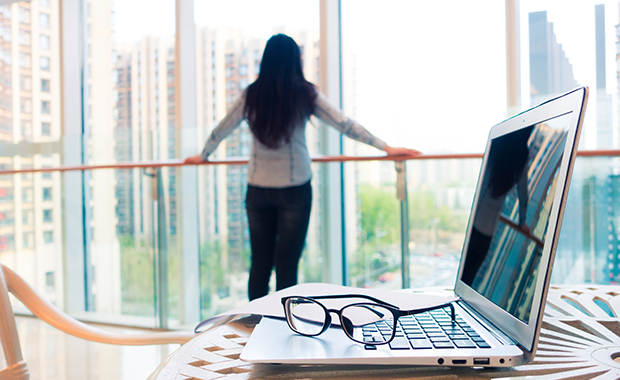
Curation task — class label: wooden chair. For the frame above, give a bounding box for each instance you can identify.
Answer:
[0,264,196,380]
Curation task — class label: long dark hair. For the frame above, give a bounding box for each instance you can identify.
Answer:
[244,34,317,149]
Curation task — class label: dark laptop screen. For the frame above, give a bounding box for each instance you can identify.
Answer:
[461,112,572,322]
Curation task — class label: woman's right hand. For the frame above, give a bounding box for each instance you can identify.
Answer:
[184,155,206,165]
[384,145,423,157]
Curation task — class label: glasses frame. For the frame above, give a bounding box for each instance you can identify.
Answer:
[281,294,455,346]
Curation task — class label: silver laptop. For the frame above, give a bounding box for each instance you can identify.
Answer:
[241,86,589,367]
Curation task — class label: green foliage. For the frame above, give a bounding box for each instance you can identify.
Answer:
[200,240,227,314]
[119,235,155,317]
[359,184,400,244]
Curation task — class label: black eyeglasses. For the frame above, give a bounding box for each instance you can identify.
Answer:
[281,294,455,346]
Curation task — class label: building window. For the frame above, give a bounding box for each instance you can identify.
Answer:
[22,210,33,224]
[43,209,52,223]
[20,75,31,91]
[225,67,234,78]
[40,56,50,71]
[39,35,50,50]
[42,187,52,201]
[39,13,50,28]
[20,98,31,113]
[41,100,50,114]
[18,7,30,24]
[0,235,15,252]
[41,79,50,92]
[19,52,31,68]
[43,231,53,244]
[18,30,31,46]
[239,64,248,76]
[21,188,32,202]
[41,122,51,136]
[45,271,54,290]
[22,232,33,248]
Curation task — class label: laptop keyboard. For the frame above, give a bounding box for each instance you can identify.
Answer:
[362,307,491,350]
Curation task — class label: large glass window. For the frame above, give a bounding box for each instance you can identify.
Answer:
[193,0,320,319]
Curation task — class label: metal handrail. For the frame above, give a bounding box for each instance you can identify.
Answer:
[1,150,619,176]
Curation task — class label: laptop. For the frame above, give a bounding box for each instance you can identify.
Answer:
[240,86,589,367]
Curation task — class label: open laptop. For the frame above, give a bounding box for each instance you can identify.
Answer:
[240,86,589,367]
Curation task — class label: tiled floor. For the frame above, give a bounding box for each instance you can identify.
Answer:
[2,315,180,380]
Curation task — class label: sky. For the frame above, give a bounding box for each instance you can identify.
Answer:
[112,0,618,153]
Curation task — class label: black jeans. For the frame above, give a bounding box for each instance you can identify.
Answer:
[245,181,312,301]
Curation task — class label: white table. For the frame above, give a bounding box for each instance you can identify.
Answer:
[149,285,620,379]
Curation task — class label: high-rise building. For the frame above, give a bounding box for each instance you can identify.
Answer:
[0,0,63,306]
[528,11,579,105]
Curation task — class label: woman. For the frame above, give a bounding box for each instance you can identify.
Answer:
[185,34,421,300]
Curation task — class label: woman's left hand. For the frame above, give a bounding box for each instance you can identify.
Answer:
[184,155,206,165]
[384,145,423,157]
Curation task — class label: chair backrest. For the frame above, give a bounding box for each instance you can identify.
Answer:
[0,265,28,380]
[0,264,196,380]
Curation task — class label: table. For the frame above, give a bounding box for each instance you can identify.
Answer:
[148,285,620,379]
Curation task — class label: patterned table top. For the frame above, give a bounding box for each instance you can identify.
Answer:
[149,285,620,379]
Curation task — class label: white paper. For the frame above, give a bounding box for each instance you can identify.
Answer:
[195,282,458,332]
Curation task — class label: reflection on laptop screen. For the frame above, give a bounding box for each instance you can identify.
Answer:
[461,112,572,322]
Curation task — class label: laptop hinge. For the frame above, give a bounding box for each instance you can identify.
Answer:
[457,300,519,346]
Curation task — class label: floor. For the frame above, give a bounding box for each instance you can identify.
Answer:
[2,315,179,380]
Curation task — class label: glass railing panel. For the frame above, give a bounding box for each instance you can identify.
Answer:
[552,156,620,285]
[405,158,481,289]
[344,159,402,289]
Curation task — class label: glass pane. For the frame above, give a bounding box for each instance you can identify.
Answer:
[519,1,611,150]
[341,0,507,155]
[192,1,320,319]
[84,0,176,325]
[0,0,64,307]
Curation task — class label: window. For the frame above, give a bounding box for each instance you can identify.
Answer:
[41,78,50,92]
[0,210,14,226]
[39,0,50,8]
[0,235,15,252]
[41,122,51,136]
[20,98,32,113]
[20,75,31,91]
[18,7,30,24]
[18,30,31,46]
[41,100,50,114]
[19,52,30,68]
[239,64,248,76]
[43,231,53,244]
[225,67,234,78]
[22,232,33,248]
[0,187,13,202]
[43,209,52,223]
[39,34,50,50]
[45,271,54,290]
[42,187,52,201]
[40,56,50,71]
[39,13,50,28]
[22,210,33,224]
[21,188,32,202]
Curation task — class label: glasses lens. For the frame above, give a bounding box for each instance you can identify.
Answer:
[341,304,394,344]
[286,297,326,336]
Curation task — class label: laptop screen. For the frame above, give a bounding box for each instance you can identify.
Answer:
[460,112,572,322]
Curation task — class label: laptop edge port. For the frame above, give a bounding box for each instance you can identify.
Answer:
[451,359,467,365]
[474,358,490,365]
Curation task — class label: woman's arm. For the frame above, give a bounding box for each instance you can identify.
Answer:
[184,93,246,164]
[313,91,421,157]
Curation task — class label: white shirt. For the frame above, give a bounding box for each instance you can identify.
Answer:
[200,90,387,188]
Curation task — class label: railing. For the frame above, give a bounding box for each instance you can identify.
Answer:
[1,150,620,329]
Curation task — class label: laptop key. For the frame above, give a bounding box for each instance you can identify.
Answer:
[477,342,491,348]
[433,341,454,349]
[409,339,433,349]
[453,339,477,348]
[388,337,411,350]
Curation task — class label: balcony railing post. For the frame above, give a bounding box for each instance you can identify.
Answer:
[395,161,410,289]
[155,167,169,329]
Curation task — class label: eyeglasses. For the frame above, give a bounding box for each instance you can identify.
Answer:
[281,294,455,346]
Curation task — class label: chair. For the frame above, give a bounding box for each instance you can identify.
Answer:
[0,264,196,380]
